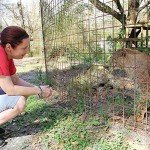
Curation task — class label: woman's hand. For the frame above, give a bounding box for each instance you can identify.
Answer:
[40,85,53,98]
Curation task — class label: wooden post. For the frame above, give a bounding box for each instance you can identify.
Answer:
[146,27,148,48]
[141,26,143,48]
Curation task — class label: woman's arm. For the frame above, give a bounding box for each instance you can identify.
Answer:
[0,75,40,96]
[11,74,34,87]
[0,75,52,97]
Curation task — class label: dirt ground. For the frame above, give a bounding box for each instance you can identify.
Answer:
[1,57,150,150]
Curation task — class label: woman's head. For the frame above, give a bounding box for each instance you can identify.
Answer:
[0,26,29,59]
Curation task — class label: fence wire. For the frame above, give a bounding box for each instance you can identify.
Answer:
[40,0,150,131]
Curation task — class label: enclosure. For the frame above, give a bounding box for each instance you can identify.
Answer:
[40,0,150,132]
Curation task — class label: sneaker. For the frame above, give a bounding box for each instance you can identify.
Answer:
[0,128,5,135]
[0,136,5,148]
[0,128,12,138]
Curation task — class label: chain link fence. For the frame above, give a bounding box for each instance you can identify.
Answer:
[40,0,150,131]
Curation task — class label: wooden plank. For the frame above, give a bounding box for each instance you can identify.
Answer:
[113,38,141,41]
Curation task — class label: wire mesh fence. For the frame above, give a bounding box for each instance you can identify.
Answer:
[40,0,150,131]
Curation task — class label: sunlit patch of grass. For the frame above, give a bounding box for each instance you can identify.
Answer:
[92,133,129,150]
[40,114,129,150]
[41,116,91,150]
[3,87,130,150]
[11,58,131,149]
[11,95,129,150]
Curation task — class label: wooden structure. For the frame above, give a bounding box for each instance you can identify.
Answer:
[125,24,150,48]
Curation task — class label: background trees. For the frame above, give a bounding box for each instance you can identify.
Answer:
[89,0,150,48]
[0,0,43,56]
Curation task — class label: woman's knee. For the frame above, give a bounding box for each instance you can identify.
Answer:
[15,96,26,113]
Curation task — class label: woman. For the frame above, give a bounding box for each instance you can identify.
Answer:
[0,26,53,147]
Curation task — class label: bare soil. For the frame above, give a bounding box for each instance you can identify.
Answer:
[1,57,150,150]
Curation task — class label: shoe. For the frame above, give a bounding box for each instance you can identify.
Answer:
[0,128,12,138]
[0,128,5,135]
[0,136,5,148]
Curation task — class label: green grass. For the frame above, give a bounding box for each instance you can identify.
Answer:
[45,116,90,150]
[93,134,129,150]
[3,94,129,149]
[5,61,131,149]
[10,95,129,150]
[41,114,129,150]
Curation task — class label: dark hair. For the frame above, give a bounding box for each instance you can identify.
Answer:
[0,26,29,48]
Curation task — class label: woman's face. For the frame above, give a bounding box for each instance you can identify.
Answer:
[6,38,30,59]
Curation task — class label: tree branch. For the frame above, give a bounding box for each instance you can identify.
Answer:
[138,1,150,14]
[2,17,9,26]
[128,0,140,10]
[128,0,140,23]
[2,3,21,20]
[113,0,124,15]
[89,0,126,24]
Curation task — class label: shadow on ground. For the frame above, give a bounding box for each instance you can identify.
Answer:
[2,61,150,149]
[2,63,94,139]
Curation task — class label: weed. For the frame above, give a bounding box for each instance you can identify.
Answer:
[93,133,129,150]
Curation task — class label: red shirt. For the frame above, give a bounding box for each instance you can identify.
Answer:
[0,45,16,76]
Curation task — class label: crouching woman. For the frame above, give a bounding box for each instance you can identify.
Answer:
[0,26,53,147]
